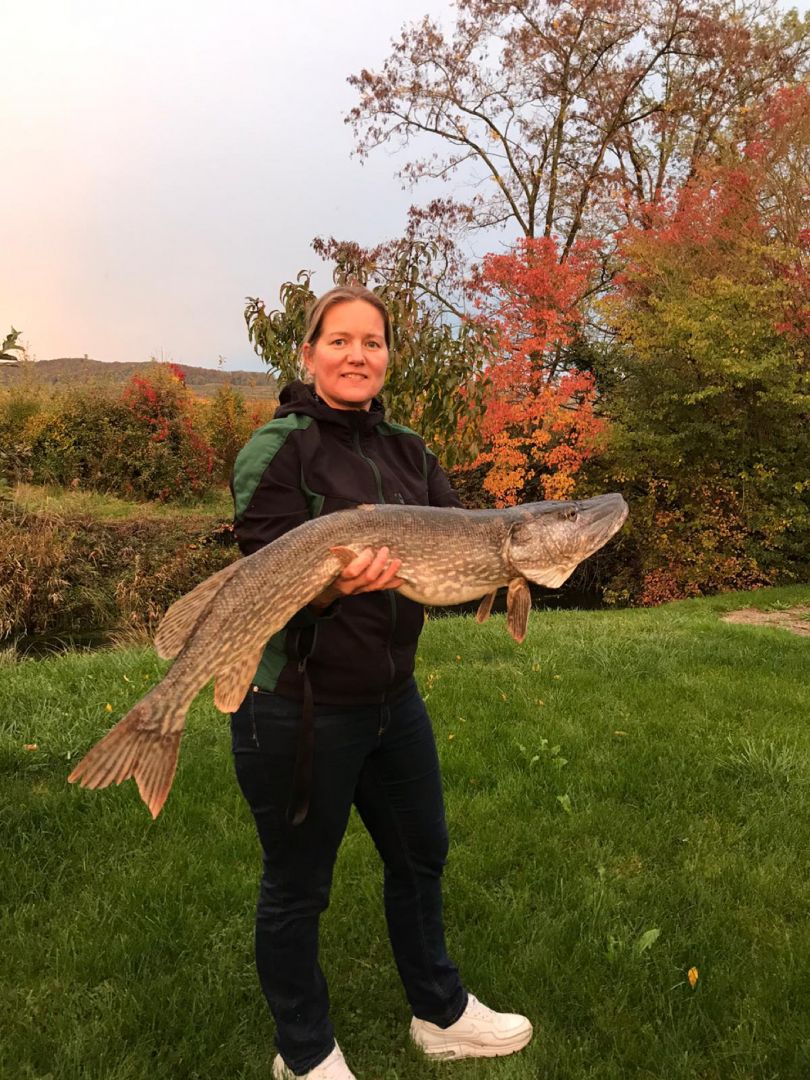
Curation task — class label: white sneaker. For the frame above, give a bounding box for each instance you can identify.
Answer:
[272,1041,356,1079]
[410,993,533,1060]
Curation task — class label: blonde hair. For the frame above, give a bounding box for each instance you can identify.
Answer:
[298,285,392,379]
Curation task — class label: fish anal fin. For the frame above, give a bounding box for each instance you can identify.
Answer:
[213,646,265,713]
[506,578,531,644]
[154,559,243,660]
[476,591,497,624]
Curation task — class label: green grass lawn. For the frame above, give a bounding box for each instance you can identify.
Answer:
[2,586,809,1080]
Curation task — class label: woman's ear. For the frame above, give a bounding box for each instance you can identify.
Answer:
[301,342,314,378]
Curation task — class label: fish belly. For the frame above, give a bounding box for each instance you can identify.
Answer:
[397,565,506,607]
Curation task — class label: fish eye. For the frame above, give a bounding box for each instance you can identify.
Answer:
[561,508,579,522]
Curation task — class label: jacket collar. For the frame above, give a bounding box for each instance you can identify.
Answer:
[275,379,385,433]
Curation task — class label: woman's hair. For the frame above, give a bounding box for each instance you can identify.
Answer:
[299,285,392,378]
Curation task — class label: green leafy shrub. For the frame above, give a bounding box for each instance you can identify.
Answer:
[0,389,46,482]
[0,365,219,503]
[578,465,808,606]
[197,385,277,482]
[26,387,131,488]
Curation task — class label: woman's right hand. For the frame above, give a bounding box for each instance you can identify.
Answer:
[311,546,404,608]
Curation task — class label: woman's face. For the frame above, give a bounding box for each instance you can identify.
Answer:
[302,300,389,411]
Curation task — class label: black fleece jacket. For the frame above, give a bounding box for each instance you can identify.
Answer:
[231,381,461,703]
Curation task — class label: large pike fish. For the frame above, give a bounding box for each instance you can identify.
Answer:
[69,493,628,817]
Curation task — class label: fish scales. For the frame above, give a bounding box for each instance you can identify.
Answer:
[68,494,629,817]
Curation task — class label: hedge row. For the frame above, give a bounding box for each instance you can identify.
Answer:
[0,365,276,502]
[0,496,238,650]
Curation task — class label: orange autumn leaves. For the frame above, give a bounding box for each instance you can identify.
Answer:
[467,237,606,506]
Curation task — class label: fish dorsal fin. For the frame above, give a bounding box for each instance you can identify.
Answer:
[213,645,266,713]
[154,559,244,659]
[476,591,497,624]
[506,577,531,643]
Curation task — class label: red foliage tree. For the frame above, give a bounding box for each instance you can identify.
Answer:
[468,236,606,504]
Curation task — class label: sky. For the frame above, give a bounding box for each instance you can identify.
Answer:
[4,1,807,373]
[2,0,454,372]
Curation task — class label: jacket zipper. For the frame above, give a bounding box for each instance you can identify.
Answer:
[353,428,397,690]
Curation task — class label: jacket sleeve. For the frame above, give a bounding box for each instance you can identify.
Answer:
[231,431,339,625]
[426,449,463,509]
[232,436,310,556]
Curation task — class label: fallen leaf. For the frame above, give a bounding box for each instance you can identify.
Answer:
[688,966,699,988]
[448,733,456,741]
[105,703,113,713]
[614,730,628,737]
[634,928,661,955]
[23,743,38,752]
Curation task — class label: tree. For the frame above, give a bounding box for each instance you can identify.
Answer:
[346,0,809,290]
[466,235,606,503]
[596,95,810,601]
[245,244,491,465]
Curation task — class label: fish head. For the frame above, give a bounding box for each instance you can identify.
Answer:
[506,493,629,588]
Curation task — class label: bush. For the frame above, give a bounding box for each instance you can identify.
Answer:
[26,388,132,489]
[118,365,215,500]
[579,472,809,607]
[0,498,237,647]
[0,366,220,503]
[0,388,47,482]
[197,386,277,482]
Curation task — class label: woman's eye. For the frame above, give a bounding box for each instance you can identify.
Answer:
[331,338,345,346]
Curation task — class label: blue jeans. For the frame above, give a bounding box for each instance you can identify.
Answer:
[230,678,467,1074]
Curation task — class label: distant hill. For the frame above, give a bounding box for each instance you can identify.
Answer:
[0,357,278,398]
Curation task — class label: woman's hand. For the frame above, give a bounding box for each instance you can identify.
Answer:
[311,546,404,609]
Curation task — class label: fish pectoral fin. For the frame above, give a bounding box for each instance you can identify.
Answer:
[155,559,243,660]
[506,577,531,644]
[329,545,362,568]
[213,646,266,713]
[476,591,497,623]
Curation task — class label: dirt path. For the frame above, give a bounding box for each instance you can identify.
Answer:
[721,605,810,637]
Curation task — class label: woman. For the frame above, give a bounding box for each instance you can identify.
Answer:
[230,285,532,1079]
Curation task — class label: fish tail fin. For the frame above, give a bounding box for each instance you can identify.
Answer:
[68,693,185,819]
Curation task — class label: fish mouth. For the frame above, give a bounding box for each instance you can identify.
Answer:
[576,492,629,533]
